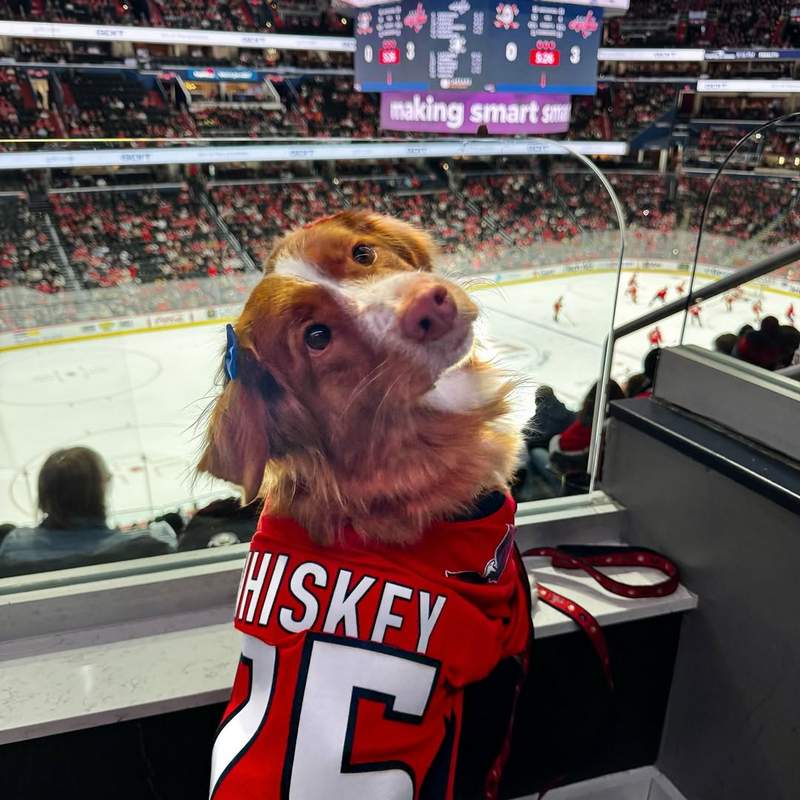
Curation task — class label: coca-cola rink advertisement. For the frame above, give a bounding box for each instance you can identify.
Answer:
[379,91,572,135]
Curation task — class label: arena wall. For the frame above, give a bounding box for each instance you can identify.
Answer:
[2,259,798,351]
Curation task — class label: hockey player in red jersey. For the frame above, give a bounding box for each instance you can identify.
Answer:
[675,281,686,297]
[648,326,663,347]
[752,298,764,322]
[689,303,702,327]
[787,303,795,325]
[723,293,735,312]
[553,295,564,322]
[625,273,638,303]
[199,213,532,800]
[650,286,668,306]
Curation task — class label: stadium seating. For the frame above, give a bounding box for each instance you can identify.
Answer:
[294,77,380,138]
[60,71,195,140]
[191,106,299,138]
[50,187,245,287]
[0,67,63,145]
[0,61,794,168]
[0,0,352,34]
[210,180,345,266]
[0,196,67,292]
[606,0,800,47]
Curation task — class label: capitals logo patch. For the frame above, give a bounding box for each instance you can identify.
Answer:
[445,524,516,584]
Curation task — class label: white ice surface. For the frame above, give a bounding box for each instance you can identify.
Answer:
[1,269,796,526]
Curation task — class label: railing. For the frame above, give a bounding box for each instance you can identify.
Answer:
[613,242,800,340]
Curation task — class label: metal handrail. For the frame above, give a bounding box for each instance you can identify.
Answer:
[613,240,800,340]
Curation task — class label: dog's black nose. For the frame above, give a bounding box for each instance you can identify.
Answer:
[400,284,457,342]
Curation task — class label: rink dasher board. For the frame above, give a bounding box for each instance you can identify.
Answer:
[1,260,798,352]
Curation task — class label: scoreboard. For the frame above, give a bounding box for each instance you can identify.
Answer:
[354,0,603,95]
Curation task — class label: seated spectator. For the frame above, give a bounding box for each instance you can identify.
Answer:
[0,447,177,577]
[625,347,662,398]
[177,497,262,551]
[735,316,784,370]
[714,333,738,356]
[0,523,13,548]
[522,385,576,452]
[625,372,651,398]
[779,325,800,368]
[528,381,625,495]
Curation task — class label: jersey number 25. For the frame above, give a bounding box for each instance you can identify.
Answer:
[210,633,441,799]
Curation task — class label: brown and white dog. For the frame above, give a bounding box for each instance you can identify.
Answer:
[199,210,521,544]
[200,211,531,800]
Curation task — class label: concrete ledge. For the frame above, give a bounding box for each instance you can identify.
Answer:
[515,766,687,799]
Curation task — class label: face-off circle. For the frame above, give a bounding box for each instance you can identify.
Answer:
[0,347,162,406]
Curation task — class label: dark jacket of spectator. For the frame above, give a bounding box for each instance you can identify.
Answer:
[0,446,176,577]
[547,380,625,472]
[522,386,576,452]
[177,497,262,551]
[0,520,176,576]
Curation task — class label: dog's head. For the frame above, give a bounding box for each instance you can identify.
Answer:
[199,211,517,540]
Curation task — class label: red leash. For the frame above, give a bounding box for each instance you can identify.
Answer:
[483,546,680,799]
[521,546,680,799]
[522,545,680,689]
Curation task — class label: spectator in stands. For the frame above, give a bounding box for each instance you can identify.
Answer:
[527,381,625,495]
[625,372,651,397]
[714,333,738,356]
[0,447,177,577]
[522,385,576,452]
[780,325,800,368]
[0,523,13,548]
[177,497,262,551]
[625,347,662,398]
[735,316,784,370]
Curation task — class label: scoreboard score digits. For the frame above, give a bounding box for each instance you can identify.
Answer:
[354,0,603,94]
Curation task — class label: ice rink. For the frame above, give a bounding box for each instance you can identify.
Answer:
[1,268,797,526]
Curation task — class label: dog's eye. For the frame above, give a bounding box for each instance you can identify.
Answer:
[304,324,332,351]
[352,243,376,266]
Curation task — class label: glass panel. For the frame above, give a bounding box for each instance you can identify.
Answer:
[680,117,800,370]
[0,136,625,582]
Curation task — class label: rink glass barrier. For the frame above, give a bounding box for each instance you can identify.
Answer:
[2,131,753,582]
[590,121,800,377]
[677,119,800,352]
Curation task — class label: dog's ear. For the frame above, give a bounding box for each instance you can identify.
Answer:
[198,350,277,503]
[367,214,437,271]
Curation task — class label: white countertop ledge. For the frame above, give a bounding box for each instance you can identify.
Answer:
[0,560,696,745]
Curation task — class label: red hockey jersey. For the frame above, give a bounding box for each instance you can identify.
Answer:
[210,495,531,800]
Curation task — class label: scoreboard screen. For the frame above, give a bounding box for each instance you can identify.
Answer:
[354,0,603,94]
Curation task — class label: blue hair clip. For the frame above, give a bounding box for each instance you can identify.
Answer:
[224,323,239,382]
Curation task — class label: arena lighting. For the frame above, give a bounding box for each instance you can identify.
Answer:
[697,79,800,93]
[0,22,760,64]
[0,139,628,171]
[795,157,800,167]
[598,47,705,61]
[779,156,786,165]
[0,20,357,52]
